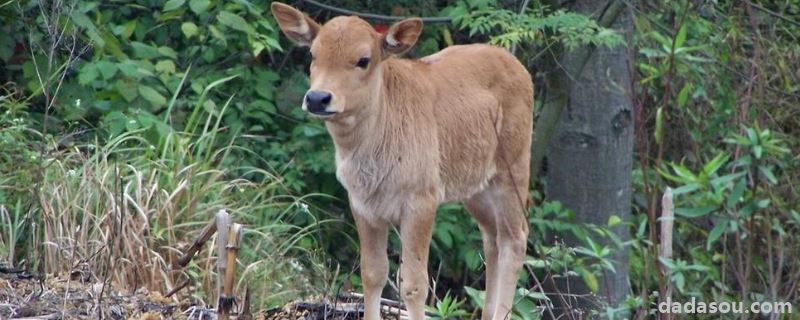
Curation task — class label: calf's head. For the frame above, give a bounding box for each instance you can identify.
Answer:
[271,2,423,120]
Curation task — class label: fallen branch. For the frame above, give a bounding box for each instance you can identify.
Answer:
[339,291,435,317]
[164,278,192,298]
[175,213,220,268]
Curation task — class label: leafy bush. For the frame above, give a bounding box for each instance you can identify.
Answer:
[448,2,624,50]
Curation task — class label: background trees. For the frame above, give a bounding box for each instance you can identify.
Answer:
[1,0,798,319]
[543,0,634,314]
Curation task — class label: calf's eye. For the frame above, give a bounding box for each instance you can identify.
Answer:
[356,57,370,69]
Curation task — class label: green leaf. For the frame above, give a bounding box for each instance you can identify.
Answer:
[464,287,485,309]
[671,183,700,195]
[525,258,548,269]
[189,0,211,14]
[654,107,664,144]
[158,46,178,59]
[78,64,99,85]
[706,221,726,250]
[99,29,125,59]
[674,23,687,48]
[138,85,167,108]
[69,11,94,31]
[265,36,282,51]
[252,42,265,57]
[758,166,778,184]
[436,228,453,248]
[674,206,716,218]
[96,60,118,79]
[69,11,105,47]
[702,153,729,177]
[672,164,698,183]
[181,22,199,38]
[677,83,691,108]
[121,20,137,39]
[115,79,138,102]
[710,171,746,187]
[658,257,676,270]
[208,25,227,45]
[464,250,482,271]
[577,267,599,293]
[217,11,254,34]
[103,111,128,137]
[753,145,763,159]
[158,9,185,23]
[155,60,176,74]
[726,178,747,209]
[747,128,758,145]
[0,34,13,62]
[118,60,144,79]
[608,214,622,227]
[163,0,185,11]
[131,42,160,59]
[674,273,685,292]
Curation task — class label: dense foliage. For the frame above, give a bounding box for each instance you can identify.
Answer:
[1,0,798,318]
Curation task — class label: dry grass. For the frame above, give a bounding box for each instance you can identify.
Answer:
[1,123,330,309]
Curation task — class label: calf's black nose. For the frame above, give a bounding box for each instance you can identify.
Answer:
[305,90,332,113]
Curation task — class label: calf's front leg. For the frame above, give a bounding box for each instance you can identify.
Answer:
[399,199,437,320]
[353,211,389,320]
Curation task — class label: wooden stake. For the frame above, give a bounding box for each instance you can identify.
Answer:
[659,188,674,320]
[218,223,242,320]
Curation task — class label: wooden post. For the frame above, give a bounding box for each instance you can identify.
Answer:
[659,188,674,320]
[214,210,231,300]
[217,223,242,320]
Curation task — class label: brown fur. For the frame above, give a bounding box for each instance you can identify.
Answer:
[271,3,533,319]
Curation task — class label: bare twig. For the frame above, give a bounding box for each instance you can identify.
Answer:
[238,286,253,320]
[164,278,192,298]
[340,291,405,311]
[11,314,61,320]
[510,0,532,56]
[748,2,800,27]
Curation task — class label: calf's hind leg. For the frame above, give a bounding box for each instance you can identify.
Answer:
[464,199,499,319]
[465,178,529,320]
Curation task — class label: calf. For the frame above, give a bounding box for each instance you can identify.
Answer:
[271,3,533,319]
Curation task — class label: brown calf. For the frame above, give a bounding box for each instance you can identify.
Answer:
[271,3,533,319]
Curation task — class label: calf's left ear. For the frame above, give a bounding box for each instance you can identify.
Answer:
[382,18,423,57]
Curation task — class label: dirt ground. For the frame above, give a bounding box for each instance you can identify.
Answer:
[1,270,404,319]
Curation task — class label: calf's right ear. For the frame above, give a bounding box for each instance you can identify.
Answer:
[270,2,321,47]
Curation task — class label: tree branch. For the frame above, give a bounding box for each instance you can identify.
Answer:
[299,0,452,24]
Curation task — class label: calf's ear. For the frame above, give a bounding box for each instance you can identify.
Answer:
[271,2,321,47]
[382,18,423,57]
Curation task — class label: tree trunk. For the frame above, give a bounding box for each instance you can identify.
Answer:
[544,0,634,314]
